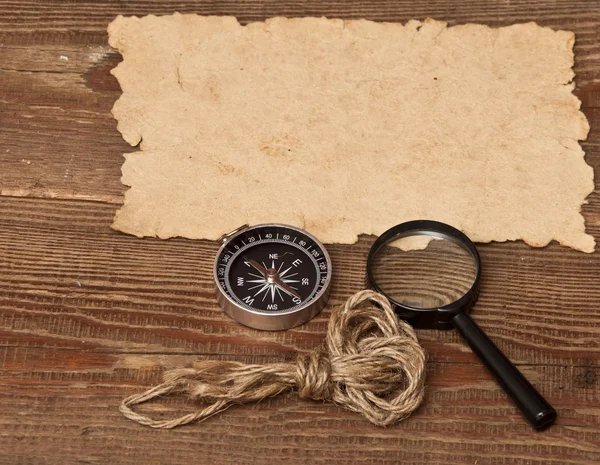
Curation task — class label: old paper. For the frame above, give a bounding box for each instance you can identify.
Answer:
[108,14,594,252]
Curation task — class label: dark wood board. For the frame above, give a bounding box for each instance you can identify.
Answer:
[1,1,600,464]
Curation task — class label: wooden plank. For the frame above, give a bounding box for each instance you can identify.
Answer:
[0,1,598,33]
[1,195,599,368]
[0,47,127,202]
[0,101,127,203]
[2,2,600,463]
[0,347,598,465]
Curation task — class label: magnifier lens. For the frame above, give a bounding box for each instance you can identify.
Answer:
[367,221,557,430]
[371,232,478,309]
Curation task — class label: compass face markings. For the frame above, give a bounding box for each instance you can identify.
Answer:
[235,253,310,306]
[216,225,330,313]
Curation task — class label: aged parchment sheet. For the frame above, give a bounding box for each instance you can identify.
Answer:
[108,14,594,252]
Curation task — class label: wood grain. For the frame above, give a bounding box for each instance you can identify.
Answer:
[1,194,599,463]
[0,348,598,465]
[1,1,600,464]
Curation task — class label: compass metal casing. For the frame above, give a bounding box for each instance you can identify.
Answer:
[213,224,332,331]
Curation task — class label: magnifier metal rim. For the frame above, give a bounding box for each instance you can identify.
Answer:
[366,220,481,326]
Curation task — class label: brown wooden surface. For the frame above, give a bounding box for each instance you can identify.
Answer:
[1,1,600,464]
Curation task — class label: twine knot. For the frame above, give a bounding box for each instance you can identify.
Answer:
[120,290,426,429]
[296,351,332,400]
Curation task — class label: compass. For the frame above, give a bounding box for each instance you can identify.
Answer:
[214,224,332,330]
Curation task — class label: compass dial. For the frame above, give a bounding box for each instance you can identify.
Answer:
[214,224,332,330]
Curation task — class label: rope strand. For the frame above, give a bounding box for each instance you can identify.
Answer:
[120,290,426,428]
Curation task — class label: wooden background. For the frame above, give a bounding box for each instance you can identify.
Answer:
[1,1,600,464]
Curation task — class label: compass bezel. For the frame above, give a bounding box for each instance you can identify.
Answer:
[213,223,332,330]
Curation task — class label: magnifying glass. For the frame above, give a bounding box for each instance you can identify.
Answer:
[366,220,557,429]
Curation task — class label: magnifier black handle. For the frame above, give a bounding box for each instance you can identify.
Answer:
[452,312,557,429]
